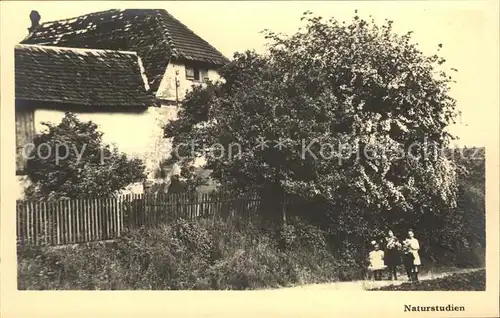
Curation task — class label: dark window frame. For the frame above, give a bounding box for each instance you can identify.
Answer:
[186,65,209,82]
[186,66,200,81]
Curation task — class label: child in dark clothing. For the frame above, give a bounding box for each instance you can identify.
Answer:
[402,238,415,281]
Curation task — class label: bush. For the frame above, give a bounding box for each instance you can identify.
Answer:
[25,112,145,200]
[17,242,126,290]
[18,218,353,290]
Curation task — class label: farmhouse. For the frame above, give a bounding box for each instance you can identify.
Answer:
[14,9,229,199]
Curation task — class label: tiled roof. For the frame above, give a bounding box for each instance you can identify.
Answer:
[15,44,155,108]
[20,9,229,93]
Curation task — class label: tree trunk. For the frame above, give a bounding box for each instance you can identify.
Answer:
[259,185,286,226]
[281,200,287,226]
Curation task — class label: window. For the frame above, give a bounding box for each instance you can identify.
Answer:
[186,66,209,82]
[185,66,200,81]
[201,69,209,82]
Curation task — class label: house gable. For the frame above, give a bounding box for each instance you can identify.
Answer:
[156,60,222,102]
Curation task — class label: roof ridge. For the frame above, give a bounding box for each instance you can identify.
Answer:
[15,44,138,56]
[156,9,228,62]
[35,9,121,27]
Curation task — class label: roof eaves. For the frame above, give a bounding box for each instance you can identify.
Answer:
[16,96,152,108]
[15,43,139,57]
[178,55,229,66]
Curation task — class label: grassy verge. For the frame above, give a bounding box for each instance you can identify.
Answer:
[18,216,483,291]
[17,218,363,290]
[370,269,485,291]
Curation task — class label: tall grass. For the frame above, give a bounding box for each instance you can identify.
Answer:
[18,217,362,290]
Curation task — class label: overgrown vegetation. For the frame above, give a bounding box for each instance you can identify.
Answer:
[162,11,485,270]
[18,217,363,290]
[165,11,462,252]
[17,146,484,290]
[371,269,485,291]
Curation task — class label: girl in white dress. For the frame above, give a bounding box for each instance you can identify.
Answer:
[368,242,386,280]
[407,230,421,282]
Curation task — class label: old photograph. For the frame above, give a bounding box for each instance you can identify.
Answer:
[2,0,496,308]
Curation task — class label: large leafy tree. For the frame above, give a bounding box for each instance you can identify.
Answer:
[26,112,145,200]
[165,12,459,239]
[447,147,485,248]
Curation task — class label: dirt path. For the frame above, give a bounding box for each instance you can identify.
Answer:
[277,267,483,291]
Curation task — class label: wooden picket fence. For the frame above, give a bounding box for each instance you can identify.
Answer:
[16,192,261,246]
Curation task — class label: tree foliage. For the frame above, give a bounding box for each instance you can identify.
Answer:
[446,147,485,249]
[26,112,146,200]
[165,12,460,238]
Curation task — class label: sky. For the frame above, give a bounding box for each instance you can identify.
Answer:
[1,1,498,147]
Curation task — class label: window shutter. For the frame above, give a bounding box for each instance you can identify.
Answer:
[202,69,209,81]
[193,68,200,81]
[15,108,35,174]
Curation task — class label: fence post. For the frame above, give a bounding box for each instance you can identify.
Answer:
[68,200,73,244]
[74,199,79,243]
[16,201,24,245]
[109,196,114,239]
[130,194,134,229]
[116,195,122,237]
[95,197,100,241]
[126,194,131,230]
[106,196,110,238]
[82,198,88,242]
[91,197,96,241]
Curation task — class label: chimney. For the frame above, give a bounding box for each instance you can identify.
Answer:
[28,10,41,33]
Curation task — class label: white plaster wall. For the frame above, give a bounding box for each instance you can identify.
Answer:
[15,105,180,198]
[156,61,221,102]
[34,108,172,159]
[15,175,31,201]
[34,106,177,163]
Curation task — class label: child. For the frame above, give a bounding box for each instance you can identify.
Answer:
[385,230,402,280]
[402,238,414,280]
[368,241,386,281]
[407,230,421,282]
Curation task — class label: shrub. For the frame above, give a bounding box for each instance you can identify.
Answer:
[17,242,125,290]
[25,112,145,200]
[18,218,351,290]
